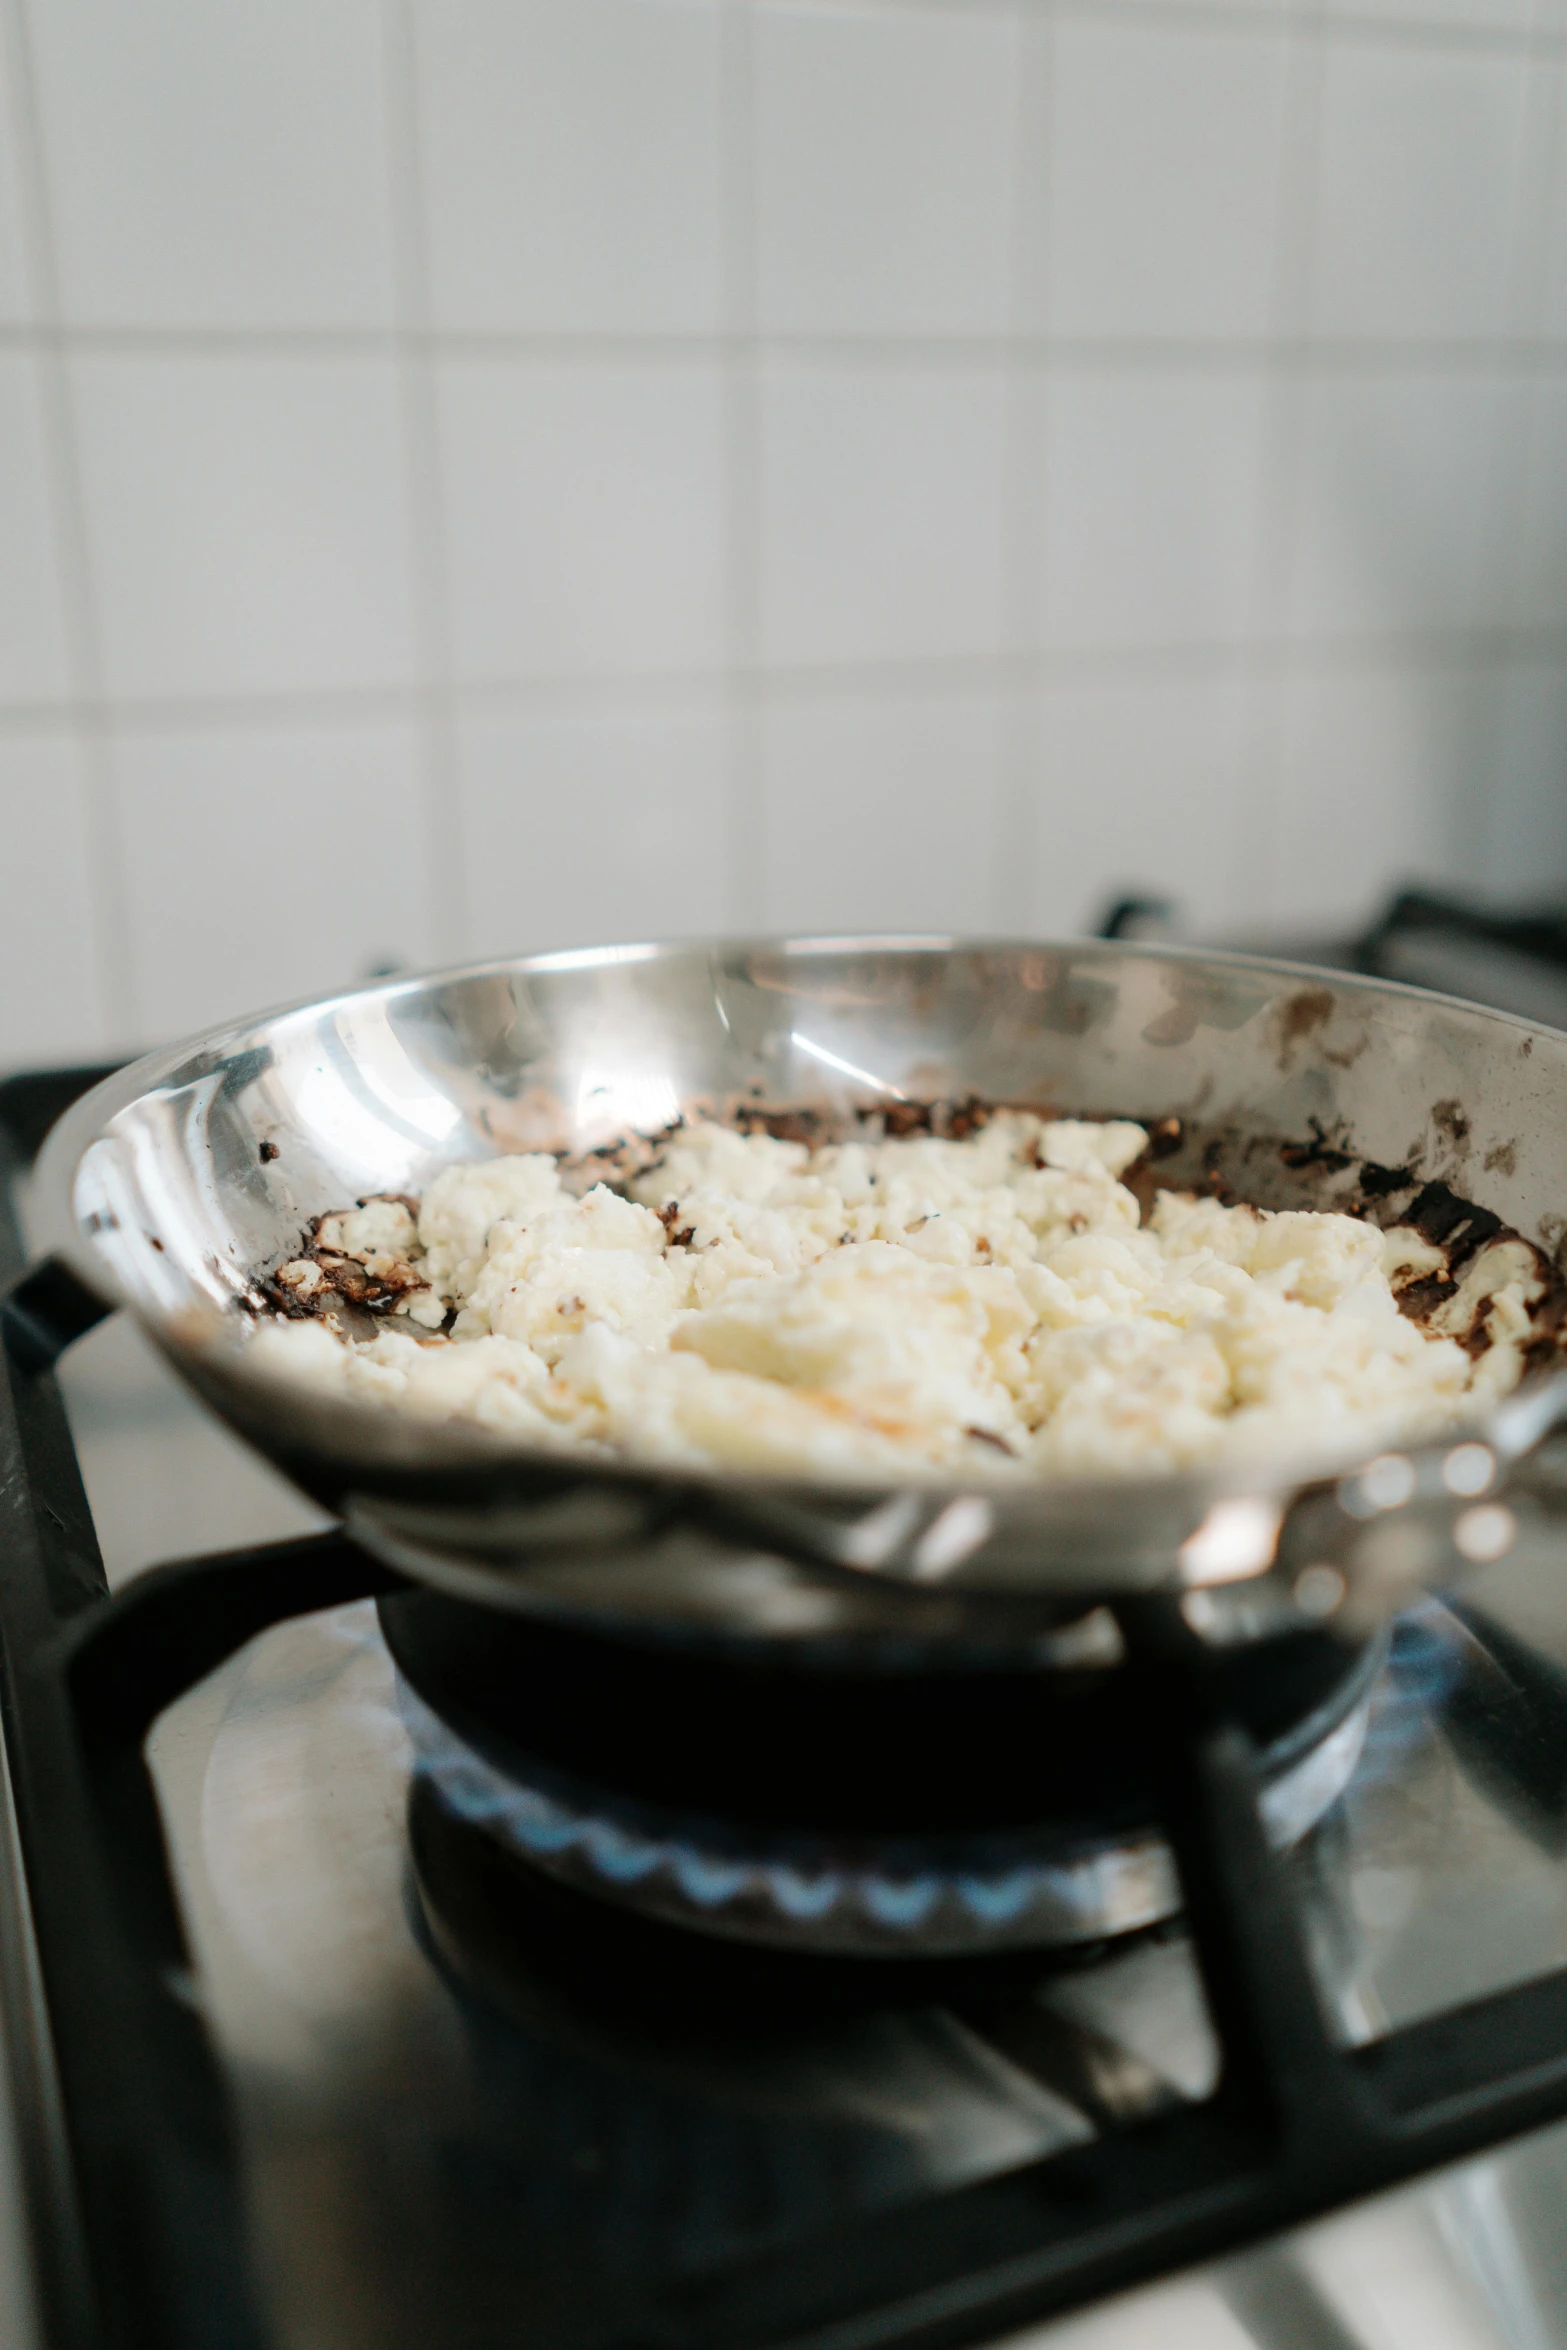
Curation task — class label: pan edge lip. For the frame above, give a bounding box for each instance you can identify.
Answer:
[35,927,1567,1308]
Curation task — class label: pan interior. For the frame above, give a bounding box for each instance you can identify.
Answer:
[61,939,1567,1330]
[41,938,1567,1611]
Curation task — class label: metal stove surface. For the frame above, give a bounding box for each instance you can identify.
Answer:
[39,1305,1567,2350]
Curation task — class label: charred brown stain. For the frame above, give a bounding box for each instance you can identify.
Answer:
[1274,988,1335,1066]
[559,1123,679,1194]
[261,1189,439,1322]
[1539,1214,1567,1275]
[1200,1138,1236,1201]
[313,1254,426,1308]
[1405,1180,1504,1272]
[738,1095,1001,1147]
[251,1095,1567,1385]
[965,1426,1016,1456]
[1525,1287,1567,1373]
[1395,1273,1458,1322]
[259,1140,280,1163]
[1430,1099,1471,1154]
[1359,1161,1416,1199]
[1279,1117,1354,1174]
[1521,1036,1535,1058]
[1483,1141,1518,1178]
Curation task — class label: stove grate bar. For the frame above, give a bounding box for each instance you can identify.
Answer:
[582,1724,1567,2350]
[0,1070,397,2350]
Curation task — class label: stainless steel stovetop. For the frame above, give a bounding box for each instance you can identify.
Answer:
[25,1301,1567,2350]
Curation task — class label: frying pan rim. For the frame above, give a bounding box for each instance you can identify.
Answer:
[27,930,1567,1559]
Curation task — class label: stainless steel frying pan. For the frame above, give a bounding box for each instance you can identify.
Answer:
[20,937,1567,1654]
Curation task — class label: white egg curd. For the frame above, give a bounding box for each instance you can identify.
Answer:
[247,1113,1543,1483]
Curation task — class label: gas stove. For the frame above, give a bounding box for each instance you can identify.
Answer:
[7,892,1567,2350]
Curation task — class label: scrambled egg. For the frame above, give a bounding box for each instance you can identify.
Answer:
[248,1115,1541,1482]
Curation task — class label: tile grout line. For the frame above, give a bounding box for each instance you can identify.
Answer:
[719,0,766,930]
[1465,0,1567,894]
[992,0,1053,935]
[1232,0,1330,930]
[2,622,1566,738]
[695,0,1567,60]
[1,0,138,1048]
[382,0,468,966]
[8,321,1567,369]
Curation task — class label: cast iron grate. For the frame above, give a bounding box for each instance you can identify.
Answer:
[6,1066,1567,2350]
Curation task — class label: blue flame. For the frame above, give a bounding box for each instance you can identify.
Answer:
[1353,1600,1466,1785]
[396,1662,1375,1952]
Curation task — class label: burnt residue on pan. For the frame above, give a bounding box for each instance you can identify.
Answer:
[1274,987,1336,1062]
[1431,1098,1472,1153]
[247,1096,1567,1384]
[1130,1111,1567,1375]
[735,1094,995,1147]
[254,1193,440,1328]
[684,1099,1567,1375]
[1268,984,1378,1075]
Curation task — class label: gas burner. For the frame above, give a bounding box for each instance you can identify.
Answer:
[381,1587,1385,1957]
[399,1671,1372,1955]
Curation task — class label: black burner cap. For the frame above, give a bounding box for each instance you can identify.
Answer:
[379,1588,1373,1844]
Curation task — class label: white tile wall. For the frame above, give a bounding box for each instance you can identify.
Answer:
[1347,0,1535,35]
[1039,20,1289,341]
[1540,67,1567,336]
[1035,373,1267,650]
[758,362,1007,666]
[110,720,432,1039]
[458,702,728,956]
[1280,374,1519,642]
[1264,662,1483,930]
[755,4,1018,338]
[0,21,31,323]
[0,735,104,1062]
[1307,48,1529,342]
[0,0,1562,1070]
[1514,378,1567,629]
[414,0,723,335]
[759,691,1002,933]
[0,353,70,701]
[28,0,398,331]
[438,360,726,682]
[1026,676,1252,936]
[70,354,417,699]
